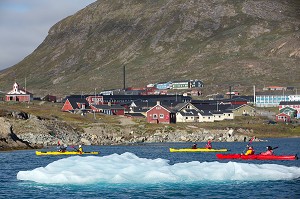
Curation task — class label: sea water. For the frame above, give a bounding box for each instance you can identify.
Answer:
[1,138,300,198]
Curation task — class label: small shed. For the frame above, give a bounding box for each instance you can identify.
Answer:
[276,113,291,123]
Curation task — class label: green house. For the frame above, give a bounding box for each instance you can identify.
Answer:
[279,107,297,118]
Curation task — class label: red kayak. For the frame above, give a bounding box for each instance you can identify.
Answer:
[216,154,298,160]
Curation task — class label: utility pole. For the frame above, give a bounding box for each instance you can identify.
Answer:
[253,85,256,106]
[123,65,126,91]
[94,88,96,120]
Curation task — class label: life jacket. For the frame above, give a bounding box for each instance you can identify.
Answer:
[245,148,255,155]
[261,150,273,155]
[206,141,212,149]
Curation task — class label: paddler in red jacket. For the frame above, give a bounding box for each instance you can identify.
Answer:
[205,140,212,149]
[260,146,274,155]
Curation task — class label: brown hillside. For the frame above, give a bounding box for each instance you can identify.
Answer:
[0,0,299,96]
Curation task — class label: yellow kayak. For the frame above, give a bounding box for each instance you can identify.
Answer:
[35,151,99,156]
[169,148,228,152]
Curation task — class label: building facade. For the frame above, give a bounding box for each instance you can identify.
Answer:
[146,101,176,124]
[255,95,300,107]
[5,82,32,102]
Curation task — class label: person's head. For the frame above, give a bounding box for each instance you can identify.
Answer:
[79,145,82,148]
[249,146,253,150]
[267,146,272,150]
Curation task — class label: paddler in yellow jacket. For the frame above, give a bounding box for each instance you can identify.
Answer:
[78,145,83,154]
[244,145,255,155]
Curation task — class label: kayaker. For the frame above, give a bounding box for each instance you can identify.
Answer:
[205,140,212,149]
[260,146,274,155]
[244,145,255,155]
[58,144,67,152]
[78,145,83,154]
[192,143,197,149]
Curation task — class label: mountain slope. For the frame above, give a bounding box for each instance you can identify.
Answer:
[0,0,299,96]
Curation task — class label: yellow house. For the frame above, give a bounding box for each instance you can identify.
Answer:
[231,104,256,116]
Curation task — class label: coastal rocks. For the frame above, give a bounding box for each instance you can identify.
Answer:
[33,124,252,146]
[0,111,257,151]
[0,117,41,150]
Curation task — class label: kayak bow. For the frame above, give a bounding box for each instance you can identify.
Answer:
[216,153,298,160]
[170,148,228,152]
[35,151,99,156]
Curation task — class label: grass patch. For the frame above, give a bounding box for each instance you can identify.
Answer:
[0,101,299,138]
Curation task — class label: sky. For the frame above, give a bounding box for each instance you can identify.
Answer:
[0,0,96,71]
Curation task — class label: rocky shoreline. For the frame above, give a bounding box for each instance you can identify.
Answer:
[0,111,258,151]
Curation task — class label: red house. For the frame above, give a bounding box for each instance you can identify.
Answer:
[276,113,291,123]
[146,101,176,124]
[86,95,104,105]
[61,98,91,112]
[42,94,57,102]
[5,82,32,102]
[90,104,125,115]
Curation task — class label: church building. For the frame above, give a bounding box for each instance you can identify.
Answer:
[5,82,32,102]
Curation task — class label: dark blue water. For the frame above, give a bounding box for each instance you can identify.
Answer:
[1,138,300,199]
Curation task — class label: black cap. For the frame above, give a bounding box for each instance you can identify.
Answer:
[267,146,273,150]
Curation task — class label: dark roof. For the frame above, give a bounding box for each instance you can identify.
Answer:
[179,109,199,116]
[130,100,159,108]
[226,104,255,110]
[192,103,232,111]
[131,107,150,113]
[147,103,175,113]
[129,100,181,110]
[279,101,300,105]
[210,110,224,114]
[125,113,145,117]
[255,91,296,95]
[229,96,253,102]
[66,94,192,103]
[93,104,125,110]
[200,110,213,116]
[67,98,91,109]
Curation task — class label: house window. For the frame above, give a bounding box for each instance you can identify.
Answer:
[153,114,158,119]
[159,114,164,118]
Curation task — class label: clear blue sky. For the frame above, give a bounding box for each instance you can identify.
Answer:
[0,0,96,70]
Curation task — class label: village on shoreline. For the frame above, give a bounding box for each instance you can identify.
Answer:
[0,80,299,151]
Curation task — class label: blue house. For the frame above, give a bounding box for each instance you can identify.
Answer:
[155,81,172,90]
[190,79,204,88]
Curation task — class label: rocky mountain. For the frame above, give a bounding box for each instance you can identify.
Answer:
[0,0,299,96]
